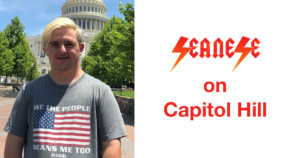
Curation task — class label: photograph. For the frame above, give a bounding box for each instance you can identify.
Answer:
[0,0,134,157]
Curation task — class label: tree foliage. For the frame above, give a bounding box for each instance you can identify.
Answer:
[0,31,14,77]
[27,52,39,81]
[4,17,26,50]
[82,3,134,88]
[1,16,39,83]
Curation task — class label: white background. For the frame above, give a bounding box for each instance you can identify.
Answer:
[135,0,300,157]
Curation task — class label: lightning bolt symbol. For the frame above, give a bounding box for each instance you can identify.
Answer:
[232,36,253,72]
[171,36,192,72]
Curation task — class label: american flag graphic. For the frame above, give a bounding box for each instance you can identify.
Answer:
[33,110,90,147]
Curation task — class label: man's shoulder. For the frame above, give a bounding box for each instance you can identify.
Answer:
[81,74,113,97]
[25,74,48,87]
[17,75,48,97]
[83,73,109,88]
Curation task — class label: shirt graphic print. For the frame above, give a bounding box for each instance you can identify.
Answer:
[33,110,91,147]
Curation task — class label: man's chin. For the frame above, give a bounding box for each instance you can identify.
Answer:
[52,66,70,72]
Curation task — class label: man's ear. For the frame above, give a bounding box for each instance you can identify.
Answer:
[43,48,48,56]
[80,43,84,54]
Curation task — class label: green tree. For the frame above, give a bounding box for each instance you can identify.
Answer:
[119,3,134,25]
[82,55,106,81]
[118,3,134,86]
[0,31,15,85]
[82,3,134,88]
[4,17,26,49]
[11,41,32,82]
[26,53,39,81]
[4,17,34,83]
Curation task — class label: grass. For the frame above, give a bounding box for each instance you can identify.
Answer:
[113,90,134,99]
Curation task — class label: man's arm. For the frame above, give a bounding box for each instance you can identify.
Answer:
[4,134,25,158]
[101,138,121,158]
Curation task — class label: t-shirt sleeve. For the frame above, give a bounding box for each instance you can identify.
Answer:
[3,85,29,138]
[97,85,127,141]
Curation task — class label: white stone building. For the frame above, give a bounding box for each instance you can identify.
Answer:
[26,0,109,75]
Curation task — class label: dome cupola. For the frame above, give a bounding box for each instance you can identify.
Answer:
[61,0,109,32]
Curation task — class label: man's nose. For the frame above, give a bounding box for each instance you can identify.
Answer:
[59,44,67,53]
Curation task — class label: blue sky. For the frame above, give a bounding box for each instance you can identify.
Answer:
[0,0,134,36]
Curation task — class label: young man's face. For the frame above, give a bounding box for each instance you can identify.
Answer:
[44,28,84,73]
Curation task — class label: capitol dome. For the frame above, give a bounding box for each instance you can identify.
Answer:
[61,0,109,33]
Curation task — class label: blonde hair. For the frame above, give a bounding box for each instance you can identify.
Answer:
[42,17,83,49]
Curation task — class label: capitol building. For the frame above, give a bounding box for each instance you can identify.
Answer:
[26,0,109,75]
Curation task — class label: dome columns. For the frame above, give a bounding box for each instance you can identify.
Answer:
[70,18,105,31]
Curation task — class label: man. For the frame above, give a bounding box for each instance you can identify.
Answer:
[4,17,127,158]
